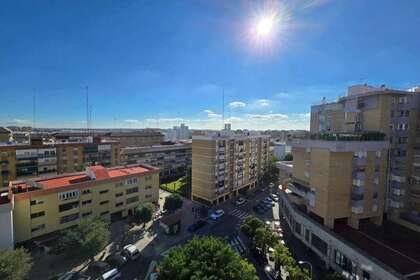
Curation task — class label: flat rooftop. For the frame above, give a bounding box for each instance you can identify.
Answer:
[334,222,420,278]
[10,164,157,194]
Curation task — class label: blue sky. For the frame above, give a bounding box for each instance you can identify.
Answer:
[1,0,419,130]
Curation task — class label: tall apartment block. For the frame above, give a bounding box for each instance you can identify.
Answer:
[0,164,159,248]
[0,136,120,188]
[120,141,191,180]
[290,136,389,229]
[310,84,420,231]
[192,124,270,205]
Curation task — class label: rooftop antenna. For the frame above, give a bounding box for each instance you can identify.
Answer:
[32,88,36,131]
[86,86,90,134]
[222,89,225,128]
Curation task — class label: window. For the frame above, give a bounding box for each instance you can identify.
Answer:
[126,187,139,195]
[145,185,153,190]
[115,181,124,187]
[375,151,381,158]
[362,271,370,280]
[126,196,139,204]
[354,151,367,158]
[82,212,92,217]
[115,202,123,207]
[398,96,408,104]
[126,178,139,185]
[59,201,79,212]
[82,189,91,195]
[311,233,328,255]
[304,171,310,178]
[145,194,152,199]
[335,250,347,268]
[99,189,109,194]
[295,222,302,235]
[82,199,92,205]
[305,229,310,242]
[60,213,79,224]
[31,211,45,219]
[399,137,408,144]
[100,200,109,205]
[58,190,80,201]
[100,211,109,216]
[31,224,46,233]
[115,192,123,197]
[30,199,44,206]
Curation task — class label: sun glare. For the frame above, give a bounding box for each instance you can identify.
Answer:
[256,16,274,37]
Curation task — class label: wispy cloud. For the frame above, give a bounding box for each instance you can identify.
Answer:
[228,101,247,108]
[257,99,271,107]
[248,113,288,121]
[203,109,222,118]
[274,92,292,99]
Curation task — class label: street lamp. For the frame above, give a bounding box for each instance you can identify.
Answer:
[298,260,312,279]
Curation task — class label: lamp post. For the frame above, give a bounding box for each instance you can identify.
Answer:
[298,260,313,279]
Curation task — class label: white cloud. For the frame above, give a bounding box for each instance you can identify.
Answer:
[203,109,222,118]
[257,99,270,107]
[294,113,310,118]
[124,119,140,123]
[274,92,292,99]
[248,113,289,121]
[228,101,247,108]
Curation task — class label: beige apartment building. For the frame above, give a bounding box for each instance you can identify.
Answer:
[289,136,388,229]
[0,164,159,247]
[192,125,270,205]
[309,84,420,231]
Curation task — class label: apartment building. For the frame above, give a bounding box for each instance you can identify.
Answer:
[0,164,159,247]
[310,84,420,231]
[192,124,270,205]
[290,135,389,229]
[120,141,191,180]
[103,130,165,147]
[0,127,11,143]
[0,136,120,188]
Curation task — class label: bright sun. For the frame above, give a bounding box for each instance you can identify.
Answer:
[256,16,274,36]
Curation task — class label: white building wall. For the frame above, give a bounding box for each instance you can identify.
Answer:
[0,202,14,249]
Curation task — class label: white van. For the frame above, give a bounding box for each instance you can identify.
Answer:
[100,268,121,280]
[123,244,140,260]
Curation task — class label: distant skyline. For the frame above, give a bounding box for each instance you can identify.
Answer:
[1,0,419,130]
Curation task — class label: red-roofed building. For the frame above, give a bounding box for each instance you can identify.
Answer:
[4,164,159,246]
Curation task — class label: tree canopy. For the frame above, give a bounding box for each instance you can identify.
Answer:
[260,156,279,187]
[158,236,258,280]
[283,153,293,161]
[134,202,154,226]
[53,216,110,259]
[163,194,183,212]
[0,248,32,280]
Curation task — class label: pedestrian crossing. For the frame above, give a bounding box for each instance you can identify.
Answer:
[229,235,246,255]
[228,209,251,230]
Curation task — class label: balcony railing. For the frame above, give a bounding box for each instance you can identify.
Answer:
[353,157,367,166]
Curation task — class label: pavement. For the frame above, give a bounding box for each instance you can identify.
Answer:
[29,187,326,280]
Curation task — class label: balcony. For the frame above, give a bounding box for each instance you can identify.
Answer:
[390,199,404,209]
[352,171,366,181]
[287,182,310,198]
[351,185,364,195]
[351,192,364,201]
[351,200,363,214]
[391,185,406,196]
[353,157,367,166]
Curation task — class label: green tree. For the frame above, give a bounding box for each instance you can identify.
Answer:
[283,153,293,161]
[0,248,32,280]
[273,244,310,280]
[163,194,183,212]
[254,227,278,253]
[260,156,279,187]
[240,216,265,240]
[134,202,154,227]
[180,166,192,198]
[158,236,258,280]
[54,217,110,260]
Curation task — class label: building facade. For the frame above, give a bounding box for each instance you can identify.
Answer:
[0,127,11,143]
[0,164,159,247]
[310,84,420,231]
[120,142,192,180]
[0,137,120,188]
[104,130,165,147]
[192,125,270,205]
[290,137,389,229]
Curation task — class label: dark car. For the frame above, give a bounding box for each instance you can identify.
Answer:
[188,220,208,232]
[105,253,127,267]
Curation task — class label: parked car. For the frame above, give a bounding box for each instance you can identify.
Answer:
[99,268,121,280]
[269,194,279,201]
[234,197,247,206]
[210,209,225,220]
[123,244,140,260]
[188,220,208,232]
[105,253,127,267]
[253,205,266,215]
